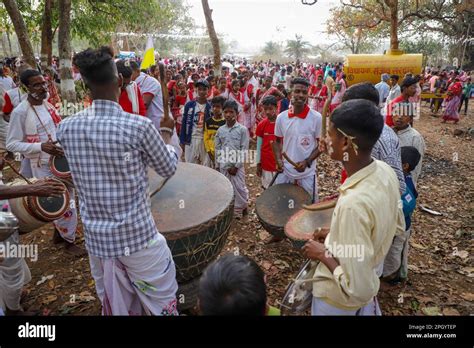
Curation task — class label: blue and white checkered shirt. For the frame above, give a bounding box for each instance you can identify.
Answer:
[56,100,178,258]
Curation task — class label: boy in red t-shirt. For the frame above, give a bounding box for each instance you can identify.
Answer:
[256,95,278,189]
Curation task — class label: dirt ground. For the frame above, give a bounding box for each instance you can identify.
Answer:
[8,101,473,316]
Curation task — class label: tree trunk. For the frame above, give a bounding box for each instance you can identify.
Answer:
[58,0,76,103]
[40,0,53,69]
[386,0,399,51]
[201,0,221,77]
[1,32,9,56]
[6,29,12,55]
[2,0,36,68]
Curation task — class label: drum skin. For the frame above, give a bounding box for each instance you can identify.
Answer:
[285,200,336,249]
[49,155,71,179]
[255,184,311,238]
[50,155,74,187]
[149,163,234,284]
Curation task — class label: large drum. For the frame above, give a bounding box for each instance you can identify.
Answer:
[255,184,311,238]
[8,178,70,234]
[148,163,234,310]
[49,155,74,187]
[285,199,336,249]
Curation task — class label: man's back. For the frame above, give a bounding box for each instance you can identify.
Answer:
[57,100,178,258]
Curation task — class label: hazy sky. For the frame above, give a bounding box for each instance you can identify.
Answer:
[186,0,340,52]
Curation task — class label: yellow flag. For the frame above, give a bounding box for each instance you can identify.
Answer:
[140,36,155,70]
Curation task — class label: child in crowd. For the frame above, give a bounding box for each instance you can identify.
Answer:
[228,79,246,125]
[215,100,249,218]
[180,79,213,166]
[204,96,226,168]
[256,96,278,189]
[198,253,280,315]
[383,146,420,284]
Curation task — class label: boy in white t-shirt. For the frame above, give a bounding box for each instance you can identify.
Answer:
[273,77,322,202]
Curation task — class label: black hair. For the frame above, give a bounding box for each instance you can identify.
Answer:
[129,60,140,71]
[73,46,117,85]
[401,146,421,172]
[223,100,239,113]
[401,77,417,91]
[211,96,226,106]
[198,253,267,316]
[290,77,310,88]
[261,95,278,107]
[342,82,379,106]
[231,79,240,87]
[390,74,400,81]
[116,60,132,78]
[20,69,42,86]
[331,99,383,152]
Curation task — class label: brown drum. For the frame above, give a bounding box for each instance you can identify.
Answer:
[255,184,311,238]
[8,178,70,234]
[148,163,234,310]
[49,155,73,187]
[285,199,336,248]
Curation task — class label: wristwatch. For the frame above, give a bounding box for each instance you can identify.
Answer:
[305,158,312,168]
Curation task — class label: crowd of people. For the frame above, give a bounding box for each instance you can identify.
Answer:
[0,48,471,316]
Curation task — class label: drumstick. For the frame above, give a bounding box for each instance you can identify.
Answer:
[321,88,332,137]
[158,63,171,123]
[267,172,280,188]
[150,177,170,197]
[3,158,33,185]
[282,152,299,168]
[302,199,337,211]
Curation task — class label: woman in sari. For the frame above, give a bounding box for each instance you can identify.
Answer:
[442,77,462,123]
[308,73,328,114]
[255,76,284,123]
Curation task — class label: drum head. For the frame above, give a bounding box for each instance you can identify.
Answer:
[285,200,335,242]
[149,163,234,238]
[52,156,70,174]
[37,195,66,214]
[255,184,311,231]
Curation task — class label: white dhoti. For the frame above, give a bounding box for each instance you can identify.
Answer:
[243,106,256,136]
[88,235,178,316]
[220,166,249,214]
[30,162,77,243]
[19,158,32,178]
[274,172,319,203]
[311,297,381,316]
[0,232,31,312]
[383,228,411,278]
[261,169,276,189]
[184,137,211,167]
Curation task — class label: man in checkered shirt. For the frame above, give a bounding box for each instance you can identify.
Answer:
[57,47,179,315]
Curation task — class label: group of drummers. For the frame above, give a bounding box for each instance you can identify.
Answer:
[0,45,425,316]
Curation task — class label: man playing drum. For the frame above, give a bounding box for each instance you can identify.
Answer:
[6,69,84,256]
[273,77,322,202]
[0,160,65,316]
[57,46,179,315]
[302,99,405,316]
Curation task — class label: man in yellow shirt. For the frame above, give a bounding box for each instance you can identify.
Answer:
[302,99,405,315]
